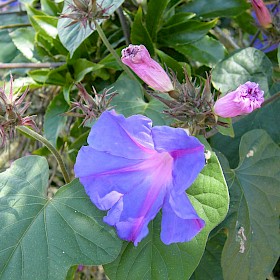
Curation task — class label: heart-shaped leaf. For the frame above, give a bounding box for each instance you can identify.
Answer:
[212,47,272,95]
[0,156,122,280]
[218,129,280,280]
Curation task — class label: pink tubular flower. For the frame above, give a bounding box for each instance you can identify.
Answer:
[121,44,174,92]
[74,110,205,245]
[214,81,264,118]
[251,0,272,28]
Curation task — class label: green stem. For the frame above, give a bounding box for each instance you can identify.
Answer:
[94,21,137,81]
[16,126,71,184]
[0,23,31,30]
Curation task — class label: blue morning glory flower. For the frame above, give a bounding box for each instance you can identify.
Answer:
[74,110,205,245]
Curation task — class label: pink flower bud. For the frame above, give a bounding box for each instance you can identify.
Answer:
[121,44,174,92]
[251,0,272,28]
[214,82,264,118]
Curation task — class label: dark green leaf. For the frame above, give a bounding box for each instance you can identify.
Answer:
[277,46,280,67]
[178,0,250,18]
[44,92,69,146]
[146,0,169,40]
[218,130,280,280]
[0,156,122,280]
[174,35,226,67]
[158,19,218,46]
[110,74,172,125]
[131,7,154,56]
[162,12,196,27]
[156,49,185,81]
[212,47,272,95]
[0,30,19,63]
[191,232,226,280]
[104,151,229,280]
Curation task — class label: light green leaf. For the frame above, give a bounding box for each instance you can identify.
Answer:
[212,47,272,95]
[0,156,122,280]
[218,130,280,280]
[174,35,226,67]
[105,152,229,280]
[44,92,69,146]
[57,0,125,57]
[10,28,38,62]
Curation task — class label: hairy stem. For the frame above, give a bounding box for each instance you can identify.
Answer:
[94,21,137,81]
[16,126,71,184]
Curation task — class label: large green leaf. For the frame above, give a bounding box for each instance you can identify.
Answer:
[158,19,217,46]
[0,156,122,280]
[174,35,226,67]
[178,0,249,18]
[104,152,229,280]
[191,232,226,280]
[57,0,125,56]
[212,47,272,95]
[218,130,280,280]
[44,92,69,146]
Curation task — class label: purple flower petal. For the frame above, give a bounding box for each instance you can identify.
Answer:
[74,110,206,245]
[161,191,205,245]
[87,110,154,159]
[152,126,205,193]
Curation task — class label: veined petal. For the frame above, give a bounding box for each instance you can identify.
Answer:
[152,126,205,193]
[75,146,151,210]
[161,192,205,245]
[87,110,154,159]
[104,151,173,245]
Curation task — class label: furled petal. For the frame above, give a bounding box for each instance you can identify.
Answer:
[87,110,154,159]
[214,81,264,118]
[121,44,174,92]
[251,0,272,28]
[161,191,205,245]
